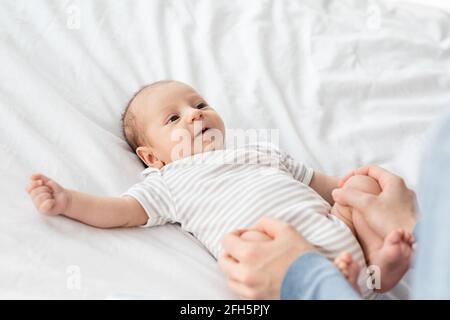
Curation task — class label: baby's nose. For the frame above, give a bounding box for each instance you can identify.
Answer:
[188,109,203,122]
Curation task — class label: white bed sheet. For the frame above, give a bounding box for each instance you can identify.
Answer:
[1,0,449,299]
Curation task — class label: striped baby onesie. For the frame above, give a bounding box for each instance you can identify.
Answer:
[122,143,374,299]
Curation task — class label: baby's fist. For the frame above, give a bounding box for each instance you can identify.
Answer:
[26,174,70,216]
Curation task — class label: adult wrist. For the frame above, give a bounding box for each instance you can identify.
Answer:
[280,251,326,299]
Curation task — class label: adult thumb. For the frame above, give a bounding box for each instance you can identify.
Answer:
[332,187,377,213]
[252,217,296,239]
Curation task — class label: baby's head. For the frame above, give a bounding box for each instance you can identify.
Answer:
[121,80,225,168]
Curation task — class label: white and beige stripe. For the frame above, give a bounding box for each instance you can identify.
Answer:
[122,143,374,298]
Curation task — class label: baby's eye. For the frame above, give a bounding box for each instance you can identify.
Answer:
[195,103,208,109]
[167,114,180,124]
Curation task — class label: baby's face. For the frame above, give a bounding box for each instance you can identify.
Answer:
[133,82,225,168]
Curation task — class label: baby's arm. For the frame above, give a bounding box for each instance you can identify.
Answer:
[26,174,148,228]
[309,171,339,205]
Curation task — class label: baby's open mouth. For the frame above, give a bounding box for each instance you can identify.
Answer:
[195,127,209,138]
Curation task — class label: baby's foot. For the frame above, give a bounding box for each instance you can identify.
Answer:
[334,252,361,295]
[368,229,414,292]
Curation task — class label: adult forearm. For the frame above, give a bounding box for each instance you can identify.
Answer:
[281,252,360,300]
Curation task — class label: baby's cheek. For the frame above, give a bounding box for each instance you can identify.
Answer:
[240,230,271,242]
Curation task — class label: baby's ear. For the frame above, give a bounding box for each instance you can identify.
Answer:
[136,146,164,169]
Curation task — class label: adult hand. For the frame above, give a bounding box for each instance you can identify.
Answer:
[332,165,417,237]
[218,217,315,299]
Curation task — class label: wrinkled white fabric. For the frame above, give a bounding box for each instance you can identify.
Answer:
[1,0,449,299]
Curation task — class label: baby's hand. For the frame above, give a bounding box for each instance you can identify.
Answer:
[26,174,70,216]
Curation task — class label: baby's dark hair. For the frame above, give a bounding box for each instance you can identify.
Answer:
[121,80,175,160]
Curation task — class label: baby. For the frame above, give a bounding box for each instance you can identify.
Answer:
[26,80,413,297]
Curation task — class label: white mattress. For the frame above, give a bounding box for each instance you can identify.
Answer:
[1,0,449,299]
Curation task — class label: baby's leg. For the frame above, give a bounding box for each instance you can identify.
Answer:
[367,229,415,292]
[330,174,385,257]
[353,207,415,292]
[352,207,384,261]
[333,175,414,292]
[330,203,356,234]
[332,202,384,265]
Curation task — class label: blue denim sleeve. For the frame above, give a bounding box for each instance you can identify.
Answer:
[412,222,419,242]
[280,110,450,300]
[280,252,360,300]
[412,109,450,299]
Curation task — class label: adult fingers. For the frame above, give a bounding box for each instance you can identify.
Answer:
[332,187,378,213]
[251,217,295,239]
[339,165,400,191]
[355,166,403,190]
[338,170,359,187]
[226,278,262,300]
[222,232,258,262]
[218,253,247,282]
